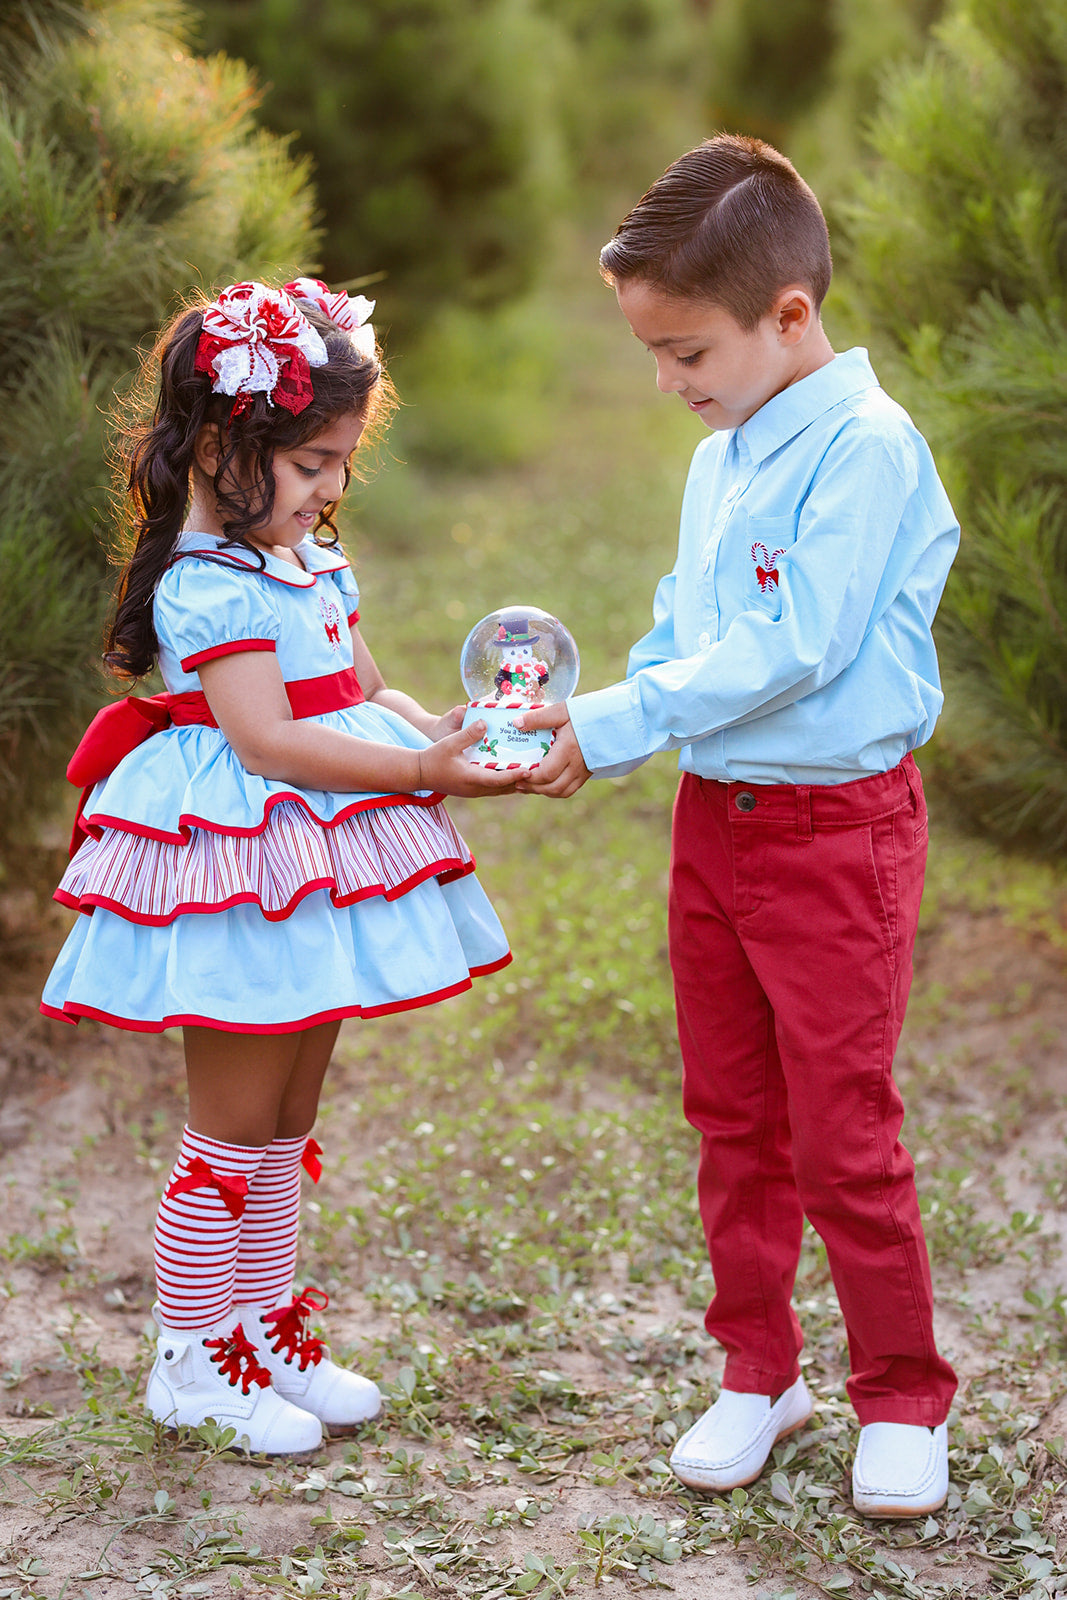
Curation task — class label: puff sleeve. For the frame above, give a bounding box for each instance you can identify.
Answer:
[154,557,282,672]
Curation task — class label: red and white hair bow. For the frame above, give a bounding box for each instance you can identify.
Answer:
[195,281,329,418]
[285,277,377,360]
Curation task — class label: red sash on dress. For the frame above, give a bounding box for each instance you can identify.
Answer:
[66,668,364,857]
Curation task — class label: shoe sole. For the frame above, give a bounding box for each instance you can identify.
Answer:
[324,1403,383,1437]
[671,1407,815,1493]
[158,1424,323,1462]
[853,1491,947,1520]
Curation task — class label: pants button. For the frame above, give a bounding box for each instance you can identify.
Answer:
[735,791,757,812]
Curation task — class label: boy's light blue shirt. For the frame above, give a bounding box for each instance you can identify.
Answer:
[567,347,960,785]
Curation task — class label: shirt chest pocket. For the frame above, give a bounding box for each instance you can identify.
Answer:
[727,511,798,617]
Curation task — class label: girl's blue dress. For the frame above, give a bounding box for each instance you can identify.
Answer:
[41,533,510,1033]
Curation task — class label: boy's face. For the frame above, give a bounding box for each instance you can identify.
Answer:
[616,280,815,432]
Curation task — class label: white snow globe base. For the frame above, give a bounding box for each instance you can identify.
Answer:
[462,700,554,770]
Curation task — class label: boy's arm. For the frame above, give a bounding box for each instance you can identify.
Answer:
[519,567,680,795]
[559,428,957,771]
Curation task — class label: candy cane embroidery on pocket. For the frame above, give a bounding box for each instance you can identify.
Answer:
[751,542,785,593]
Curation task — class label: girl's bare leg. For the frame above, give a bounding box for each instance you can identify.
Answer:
[183,1020,342,1145]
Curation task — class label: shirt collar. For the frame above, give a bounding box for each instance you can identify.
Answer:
[175,530,349,588]
[738,347,879,466]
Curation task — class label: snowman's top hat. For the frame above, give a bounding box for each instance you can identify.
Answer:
[491,620,540,647]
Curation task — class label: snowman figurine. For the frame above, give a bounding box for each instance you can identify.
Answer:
[459,605,580,770]
[491,619,550,703]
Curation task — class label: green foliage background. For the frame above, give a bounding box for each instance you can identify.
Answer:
[193,0,568,332]
[838,0,1067,851]
[0,0,319,864]
[2,0,1066,887]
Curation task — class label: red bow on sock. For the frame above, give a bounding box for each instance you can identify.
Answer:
[164,1157,249,1220]
[301,1138,323,1183]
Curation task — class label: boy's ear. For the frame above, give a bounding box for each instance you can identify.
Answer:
[192,421,226,478]
[774,288,816,344]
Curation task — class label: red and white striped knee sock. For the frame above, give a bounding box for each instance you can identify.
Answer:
[232,1134,315,1308]
[154,1127,266,1329]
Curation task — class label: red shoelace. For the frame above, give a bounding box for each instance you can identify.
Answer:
[204,1322,273,1394]
[262,1287,329,1372]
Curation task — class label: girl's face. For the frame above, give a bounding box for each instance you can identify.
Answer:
[247,411,366,556]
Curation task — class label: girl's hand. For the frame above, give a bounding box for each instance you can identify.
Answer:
[427,704,466,742]
[198,653,516,799]
[514,705,591,798]
[418,721,520,797]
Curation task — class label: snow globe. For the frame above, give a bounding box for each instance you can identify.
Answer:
[460,606,580,768]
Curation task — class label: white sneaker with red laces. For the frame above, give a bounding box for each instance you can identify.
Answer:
[234,1287,382,1434]
[146,1306,322,1456]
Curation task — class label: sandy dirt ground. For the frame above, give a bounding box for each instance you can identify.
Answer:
[0,882,1064,1598]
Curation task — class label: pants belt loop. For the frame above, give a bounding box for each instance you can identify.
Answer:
[796,785,813,841]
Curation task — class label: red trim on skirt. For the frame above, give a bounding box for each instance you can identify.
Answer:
[39,951,513,1032]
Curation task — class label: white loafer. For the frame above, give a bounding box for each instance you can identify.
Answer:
[852,1421,949,1518]
[669,1375,813,1492]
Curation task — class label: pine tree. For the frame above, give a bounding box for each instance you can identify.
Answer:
[840,0,1067,852]
[697,0,944,199]
[195,0,568,336]
[0,0,319,877]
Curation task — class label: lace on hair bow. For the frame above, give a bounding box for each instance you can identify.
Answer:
[285,277,377,360]
[194,281,329,418]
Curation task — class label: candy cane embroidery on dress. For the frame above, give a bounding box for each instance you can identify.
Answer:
[319,595,343,649]
[751,542,785,593]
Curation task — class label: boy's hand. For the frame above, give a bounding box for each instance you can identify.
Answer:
[419,721,519,797]
[514,705,591,797]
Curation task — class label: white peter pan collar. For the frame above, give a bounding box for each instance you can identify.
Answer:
[175,530,350,587]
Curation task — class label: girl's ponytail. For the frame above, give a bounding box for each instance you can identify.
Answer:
[105,311,217,679]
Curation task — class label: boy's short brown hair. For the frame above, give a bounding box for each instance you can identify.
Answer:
[600,134,832,331]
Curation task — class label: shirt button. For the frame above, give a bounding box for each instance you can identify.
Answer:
[698,631,711,648]
[735,791,757,812]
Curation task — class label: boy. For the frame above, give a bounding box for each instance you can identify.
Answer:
[518,134,958,1518]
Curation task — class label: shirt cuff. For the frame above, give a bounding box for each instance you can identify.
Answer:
[567,679,650,773]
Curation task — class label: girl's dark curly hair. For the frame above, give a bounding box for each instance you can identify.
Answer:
[105,288,396,680]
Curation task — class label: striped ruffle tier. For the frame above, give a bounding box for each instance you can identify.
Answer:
[56,795,474,925]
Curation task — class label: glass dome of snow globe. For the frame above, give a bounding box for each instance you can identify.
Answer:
[459,606,580,769]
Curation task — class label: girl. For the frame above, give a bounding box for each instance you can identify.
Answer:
[41,278,515,1457]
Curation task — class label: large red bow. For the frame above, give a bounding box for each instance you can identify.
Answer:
[65,691,217,857]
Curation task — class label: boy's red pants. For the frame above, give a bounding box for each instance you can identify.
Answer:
[669,756,957,1426]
